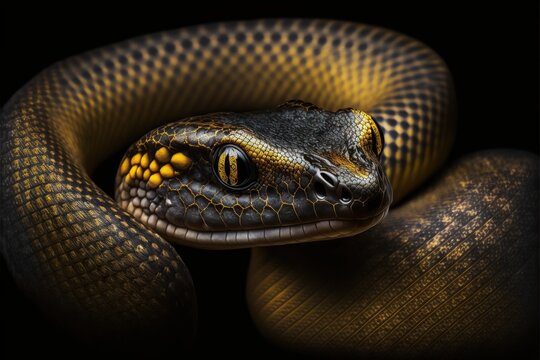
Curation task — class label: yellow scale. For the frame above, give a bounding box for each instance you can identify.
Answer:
[120,147,192,188]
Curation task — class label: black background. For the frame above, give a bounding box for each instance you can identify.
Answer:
[1,2,538,359]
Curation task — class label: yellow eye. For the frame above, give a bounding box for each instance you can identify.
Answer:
[212,144,257,190]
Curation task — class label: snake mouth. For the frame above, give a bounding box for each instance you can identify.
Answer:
[115,171,390,249]
[118,196,388,249]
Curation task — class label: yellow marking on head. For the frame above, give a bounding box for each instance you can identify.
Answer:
[327,153,369,178]
[218,151,228,183]
[155,147,170,163]
[228,152,238,185]
[351,110,382,155]
[367,116,383,156]
[147,173,162,189]
[223,131,305,184]
[171,152,192,170]
[143,169,151,181]
[149,160,159,172]
[129,165,138,179]
[120,158,130,176]
[160,164,175,178]
[136,166,143,179]
[130,153,142,165]
[140,153,150,168]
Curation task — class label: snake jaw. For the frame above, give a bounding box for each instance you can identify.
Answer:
[115,172,390,248]
[116,170,389,249]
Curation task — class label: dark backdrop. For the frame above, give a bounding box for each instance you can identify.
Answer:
[1,3,538,359]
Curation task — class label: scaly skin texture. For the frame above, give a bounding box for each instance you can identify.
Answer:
[247,150,538,358]
[115,102,391,248]
[2,19,534,357]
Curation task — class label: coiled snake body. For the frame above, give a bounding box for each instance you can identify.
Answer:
[0,19,537,357]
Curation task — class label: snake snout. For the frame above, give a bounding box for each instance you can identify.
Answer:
[313,170,353,205]
[310,163,392,222]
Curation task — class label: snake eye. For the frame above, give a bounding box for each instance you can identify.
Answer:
[369,117,384,157]
[212,144,257,190]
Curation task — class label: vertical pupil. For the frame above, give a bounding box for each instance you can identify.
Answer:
[228,149,238,185]
[214,145,256,189]
[218,151,229,183]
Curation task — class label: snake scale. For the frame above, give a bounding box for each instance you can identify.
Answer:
[0,19,537,357]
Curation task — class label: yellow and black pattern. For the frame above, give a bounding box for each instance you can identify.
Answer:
[247,151,538,358]
[115,104,391,247]
[1,19,534,356]
[119,146,192,189]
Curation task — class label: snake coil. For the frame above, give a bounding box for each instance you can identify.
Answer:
[0,19,537,357]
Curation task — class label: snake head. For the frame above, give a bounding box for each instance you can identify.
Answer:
[115,101,392,248]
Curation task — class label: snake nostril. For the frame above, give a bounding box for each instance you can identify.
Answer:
[314,180,327,199]
[339,186,352,204]
[319,171,338,188]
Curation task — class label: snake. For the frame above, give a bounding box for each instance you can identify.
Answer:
[0,19,537,357]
